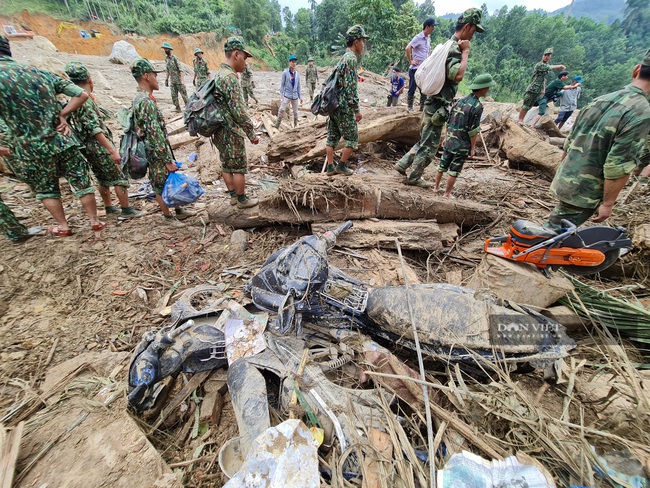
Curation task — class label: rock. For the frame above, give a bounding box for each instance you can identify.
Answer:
[29,56,66,76]
[91,70,113,91]
[230,229,249,253]
[468,254,574,309]
[109,40,140,65]
[32,35,58,52]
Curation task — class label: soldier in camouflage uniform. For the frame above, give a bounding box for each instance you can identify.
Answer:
[162,42,188,111]
[394,9,484,187]
[211,37,260,209]
[546,49,650,230]
[240,61,259,105]
[305,56,319,102]
[193,48,210,89]
[517,48,566,124]
[434,74,495,198]
[0,34,104,237]
[64,62,144,219]
[130,58,193,220]
[639,135,650,177]
[324,25,369,177]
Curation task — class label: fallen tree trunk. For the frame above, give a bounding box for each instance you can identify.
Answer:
[207,173,496,229]
[497,118,562,177]
[267,108,420,164]
[312,220,459,251]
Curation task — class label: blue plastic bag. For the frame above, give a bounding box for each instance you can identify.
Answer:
[162,171,205,207]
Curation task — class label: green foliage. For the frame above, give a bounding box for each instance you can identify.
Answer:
[232,0,271,44]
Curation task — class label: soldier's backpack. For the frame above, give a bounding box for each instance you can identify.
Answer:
[415,39,455,96]
[184,78,224,138]
[117,105,148,179]
[311,70,339,116]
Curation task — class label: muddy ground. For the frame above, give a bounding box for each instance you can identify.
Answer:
[1,35,649,488]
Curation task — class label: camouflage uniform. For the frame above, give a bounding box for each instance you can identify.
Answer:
[638,134,650,170]
[193,56,210,88]
[132,89,173,194]
[166,53,188,109]
[211,63,257,173]
[305,63,319,101]
[0,55,94,200]
[0,195,29,241]
[536,77,567,116]
[522,61,552,111]
[64,65,130,189]
[326,50,360,149]
[438,93,483,177]
[396,36,462,182]
[240,62,256,104]
[547,83,650,229]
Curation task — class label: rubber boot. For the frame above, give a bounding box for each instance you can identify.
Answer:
[293,116,298,128]
[273,116,282,129]
[326,162,336,175]
[419,92,426,112]
[335,160,353,176]
[407,94,414,112]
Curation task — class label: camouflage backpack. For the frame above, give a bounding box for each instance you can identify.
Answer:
[117,104,148,179]
[184,78,224,137]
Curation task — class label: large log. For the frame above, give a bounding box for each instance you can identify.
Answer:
[267,108,420,164]
[207,173,497,229]
[497,118,563,177]
[312,220,459,251]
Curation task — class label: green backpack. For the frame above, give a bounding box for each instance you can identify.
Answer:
[117,104,148,179]
[184,78,224,137]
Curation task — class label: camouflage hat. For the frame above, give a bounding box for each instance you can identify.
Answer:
[194,47,203,55]
[308,56,314,62]
[469,73,496,90]
[458,8,485,33]
[65,61,90,82]
[643,48,650,67]
[224,36,253,57]
[346,25,370,41]
[131,58,164,78]
[543,48,553,55]
[161,42,173,50]
[0,34,10,56]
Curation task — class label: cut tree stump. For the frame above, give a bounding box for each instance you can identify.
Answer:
[538,116,565,138]
[548,137,566,148]
[267,108,421,164]
[311,220,458,251]
[207,173,497,229]
[497,118,563,177]
[468,254,574,308]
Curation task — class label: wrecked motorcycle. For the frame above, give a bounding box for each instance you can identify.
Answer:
[247,221,575,378]
[485,219,632,275]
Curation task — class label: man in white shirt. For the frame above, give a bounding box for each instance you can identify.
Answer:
[405,17,439,112]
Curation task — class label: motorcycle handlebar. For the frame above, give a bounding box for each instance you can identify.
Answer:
[331,220,353,237]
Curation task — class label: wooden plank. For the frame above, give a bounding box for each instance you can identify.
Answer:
[169,132,200,150]
[150,371,212,433]
[0,422,24,488]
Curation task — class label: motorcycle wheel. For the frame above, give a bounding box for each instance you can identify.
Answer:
[561,249,620,276]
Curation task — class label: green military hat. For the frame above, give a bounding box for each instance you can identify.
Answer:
[346,24,370,40]
[194,48,203,55]
[224,36,253,57]
[458,8,485,33]
[469,73,496,90]
[308,56,314,62]
[0,33,10,56]
[131,58,164,78]
[64,61,90,82]
[161,42,173,50]
[643,48,650,67]
[543,48,553,55]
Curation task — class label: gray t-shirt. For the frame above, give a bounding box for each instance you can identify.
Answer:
[559,85,581,111]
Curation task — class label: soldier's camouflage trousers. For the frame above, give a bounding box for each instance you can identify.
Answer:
[83,142,130,189]
[196,76,209,89]
[0,195,28,242]
[242,84,256,104]
[171,83,188,110]
[212,130,248,174]
[546,201,596,232]
[396,104,445,183]
[308,82,316,101]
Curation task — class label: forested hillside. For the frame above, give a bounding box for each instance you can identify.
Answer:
[6,0,649,104]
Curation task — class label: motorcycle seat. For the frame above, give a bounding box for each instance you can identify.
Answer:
[510,220,557,247]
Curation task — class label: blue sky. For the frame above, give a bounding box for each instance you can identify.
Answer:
[279,0,573,16]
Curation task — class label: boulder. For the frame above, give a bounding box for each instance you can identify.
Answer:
[109,40,140,65]
[32,35,58,52]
